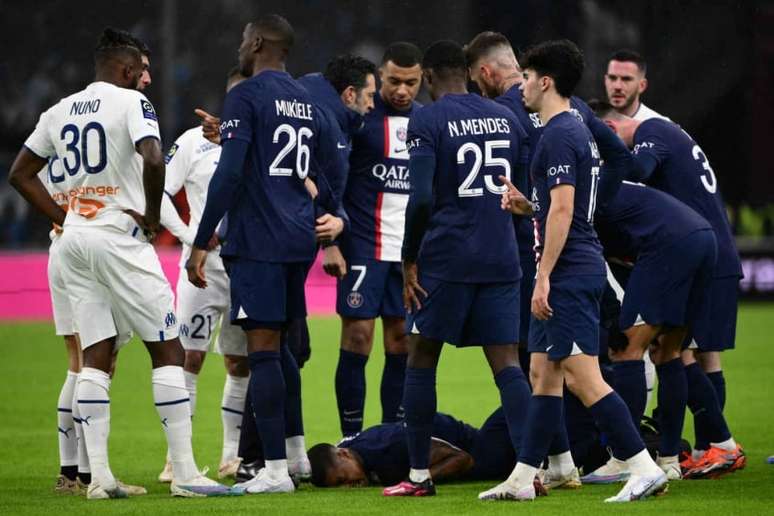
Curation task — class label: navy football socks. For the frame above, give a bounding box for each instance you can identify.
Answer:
[547,407,571,456]
[494,366,531,451]
[248,351,286,461]
[610,360,647,427]
[685,362,731,449]
[381,353,407,423]
[335,349,368,436]
[655,358,688,456]
[280,343,304,438]
[589,392,645,460]
[237,389,262,463]
[706,370,726,410]
[403,367,436,470]
[518,395,563,468]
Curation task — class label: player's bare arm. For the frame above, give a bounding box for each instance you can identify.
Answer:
[129,137,166,235]
[8,148,67,226]
[533,184,574,320]
[428,439,474,482]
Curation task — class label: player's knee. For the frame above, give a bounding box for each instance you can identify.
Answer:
[697,351,722,372]
[224,355,249,377]
[342,322,374,355]
[146,338,185,368]
[184,350,206,374]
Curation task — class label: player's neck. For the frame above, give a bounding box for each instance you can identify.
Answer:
[538,93,571,125]
[433,82,467,100]
[251,60,285,76]
[94,69,129,89]
[620,98,641,118]
[498,72,521,96]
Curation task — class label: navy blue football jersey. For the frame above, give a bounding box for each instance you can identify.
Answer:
[530,111,605,277]
[595,182,712,259]
[406,93,528,283]
[343,95,419,262]
[339,413,477,486]
[217,70,322,263]
[632,119,741,278]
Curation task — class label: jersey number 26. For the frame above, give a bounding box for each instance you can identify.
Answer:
[269,123,312,179]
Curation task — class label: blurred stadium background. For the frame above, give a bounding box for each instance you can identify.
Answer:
[1,0,772,299]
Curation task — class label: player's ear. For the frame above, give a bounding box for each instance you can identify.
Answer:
[423,69,433,86]
[253,35,263,54]
[341,85,356,106]
[639,77,648,94]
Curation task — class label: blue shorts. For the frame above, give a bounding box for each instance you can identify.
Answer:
[690,275,740,351]
[519,252,536,345]
[528,274,605,361]
[406,274,520,347]
[224,258,307,330]
[620,229,717,330]
[469,407,516,480]
[336,258,405,319]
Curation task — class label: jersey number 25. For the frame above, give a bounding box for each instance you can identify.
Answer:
[457,140,511,197]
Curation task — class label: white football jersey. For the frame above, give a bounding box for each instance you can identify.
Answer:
[160,126,223,268]
[632,102,671,122]
[24,81,161,230]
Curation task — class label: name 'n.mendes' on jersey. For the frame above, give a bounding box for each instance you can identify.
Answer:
[530,111,605,278]
[23,81,161,230]
[407,93,528,284]
[344,95,419,262]
[216,70,322,263]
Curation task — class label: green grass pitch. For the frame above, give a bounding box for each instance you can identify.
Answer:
[1,304,773,514]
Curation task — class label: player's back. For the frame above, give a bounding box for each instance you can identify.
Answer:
[633,119,741,277]
[218,71,320,263]
[595,182,712,259]
[407,93,527,283]
[26,82,159,229]
[531,111,605,277]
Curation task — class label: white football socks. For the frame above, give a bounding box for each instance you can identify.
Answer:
[152,366,199,482]
[57,371,78,468]
[71,377,90,477]
[76,367,114,487]
[712,437,737,451]
[548,450,575,477]
[507,462,537,486]
[409,468,431,483]
[183,370,198,418]
[286,435,307,464]
[265,459,289,480]
[221,374,248,463]
[626,448,661,476]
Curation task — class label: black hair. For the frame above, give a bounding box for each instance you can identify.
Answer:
[464,31,512,67]
[587,98,618,119]
[324,54,377,94]
[520,39,584,98]
[307,443,337,487]
[130,35,151,57]
[422,40,467,79]
[251,14,294,50]
[608,49,647,73]
[94,27,142,66]
[381,41,422,68]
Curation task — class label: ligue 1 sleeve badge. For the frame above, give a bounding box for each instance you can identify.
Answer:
[347,291,364,308]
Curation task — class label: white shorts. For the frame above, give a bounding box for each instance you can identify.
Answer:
[176,263,246,356]
[48,236,75,336]
[57,219,178,350]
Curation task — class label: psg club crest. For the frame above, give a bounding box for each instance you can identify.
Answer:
[396,126,407,142]
[347,291,364,309]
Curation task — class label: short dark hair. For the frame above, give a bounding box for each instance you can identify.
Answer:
[422,40,467,80]
[324,54,377,94]
[95,27,142,66]
[381,41,422,68]
[308,443,337,487]
[464,31,512,67]
[587,98,620,119]
[608,49,647,73]
[520,39,584,98]
[252,14,294,50]
[130,35,151,58]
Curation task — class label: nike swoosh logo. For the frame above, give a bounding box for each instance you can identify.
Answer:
[394,147,407,153]
[631,478,658,500]
[546,345,554,351]
[342,410,360,416]
[337,143,347,149]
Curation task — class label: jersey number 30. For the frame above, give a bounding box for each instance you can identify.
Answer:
[457,140,511,197]
[692,144,717,194]
[53,122,107,181]
[269,123,312,179]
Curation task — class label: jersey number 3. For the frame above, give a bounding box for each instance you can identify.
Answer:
[269,123,312,179]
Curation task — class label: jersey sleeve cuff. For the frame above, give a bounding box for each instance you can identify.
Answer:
[134,134,161,147]
[23,144,48,160]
